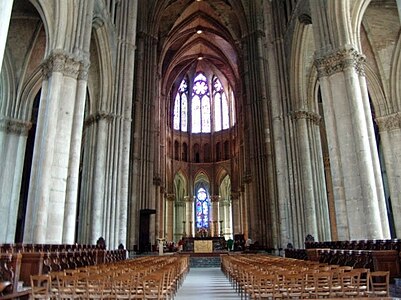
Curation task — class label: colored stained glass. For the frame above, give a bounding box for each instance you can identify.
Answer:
[195,187,209,229]
[173,74,234,133]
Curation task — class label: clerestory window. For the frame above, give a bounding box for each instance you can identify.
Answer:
[173,72,235,133]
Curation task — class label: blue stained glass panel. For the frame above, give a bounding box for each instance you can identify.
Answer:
[195,187,209,229]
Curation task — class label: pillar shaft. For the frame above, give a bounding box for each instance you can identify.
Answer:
[315,47,389,239]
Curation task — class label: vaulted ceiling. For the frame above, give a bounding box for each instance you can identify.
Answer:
[158,0,245,93]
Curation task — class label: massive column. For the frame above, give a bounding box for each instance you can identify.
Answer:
[376,113,401,236]
[24,52,83,243]
[210,195,220,237]
[23,1,94,244]
[309,0,390,239]
[129,28,157,248]
[314,48,389,239]
[63,61,89,244]
[291,110,331,241]
[0,120,31,242]
[165,194,175,242]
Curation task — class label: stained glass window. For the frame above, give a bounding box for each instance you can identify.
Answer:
[173,78,188,131]
[222,93,229,129]
[192,73,210,133]
[172,73,234,133]
[195,187,209,229]
[192,95,201,133]
[173,94,180,130]
[212,76,231,131]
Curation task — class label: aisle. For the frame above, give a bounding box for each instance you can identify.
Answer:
[175,267,241,300]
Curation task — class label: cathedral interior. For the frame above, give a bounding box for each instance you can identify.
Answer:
[1,0,401,253]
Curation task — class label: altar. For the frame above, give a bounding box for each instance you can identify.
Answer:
[182,237,226,252]
[194,240,213,253]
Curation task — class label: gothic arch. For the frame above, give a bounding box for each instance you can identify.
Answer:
[88,17,114,114]
[364,64,389,117]
[216,167,229,187]
[289,19,317,112]
[18,68,43,121]
[0,49,16,117]
[390,32,401,113]
[173,171,188,201]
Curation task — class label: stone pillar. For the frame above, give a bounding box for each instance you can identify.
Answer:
[314,47,389,239]
[165,194,175,242]
[155,181,164,244]
[243,177,252,239]
[210,195,220,237]
[291,110,331,241]
[175,200,185,241]
[231,192,241,235]
[184,196,193,237]
[0,119,31,242]
[241,1,274,248]
[376,114,401,236]
[116,0,138,249]
[0,0,13,72]
[89,113,113,244]
[24,51,75,243]
[292,111,319,237]
[63,61,89,244]
[220,198,232,238]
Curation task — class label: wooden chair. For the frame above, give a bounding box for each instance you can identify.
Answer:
[280,272,304,299]
[142,273,163,299]
[353,268,370,296]
[252,272,281,299]
[30,274,52,300]
[312,271,333,298]
[85,274,112,299]
[302,270,317,298]
[56,274,81,299]
[337,270,361,298]
[113,275,135,299]
[367,271,389,297]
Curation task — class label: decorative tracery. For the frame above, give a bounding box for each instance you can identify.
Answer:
[173,73,235,133]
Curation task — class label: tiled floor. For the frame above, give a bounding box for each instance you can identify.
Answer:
[390,283,401,299]
[176,268,401,300]
[175,268,241,299]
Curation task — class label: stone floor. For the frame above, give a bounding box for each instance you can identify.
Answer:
[175,267,240,299]
[175,267,401,299]
[390,283,401,299]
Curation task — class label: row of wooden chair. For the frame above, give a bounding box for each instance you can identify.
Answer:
[221,254,390,299]
[30,255,189,299]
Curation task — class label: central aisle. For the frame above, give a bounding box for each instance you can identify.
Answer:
[175,267,241,300]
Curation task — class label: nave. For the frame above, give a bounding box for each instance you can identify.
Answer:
[175,268,240,300]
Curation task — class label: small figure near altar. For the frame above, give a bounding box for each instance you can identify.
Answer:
[196,227,209,238]
[227,238,234,251]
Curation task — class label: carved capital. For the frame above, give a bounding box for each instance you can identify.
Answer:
[376,113,401,131]
[78,60,90,80]
[210,195,220,203]
[184,196,193,202]
[315,47,366,77]
[84,111,116,127]
[42,50,90,80]
[0,117,32,136]
[243,173,252,184]
[220,199,231,206]
[153,175,161,186]
[231,191,240,200]
[175,201,186,208]
[291,110,321,125]
[165,193,175,201]
[64,57,80,78]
